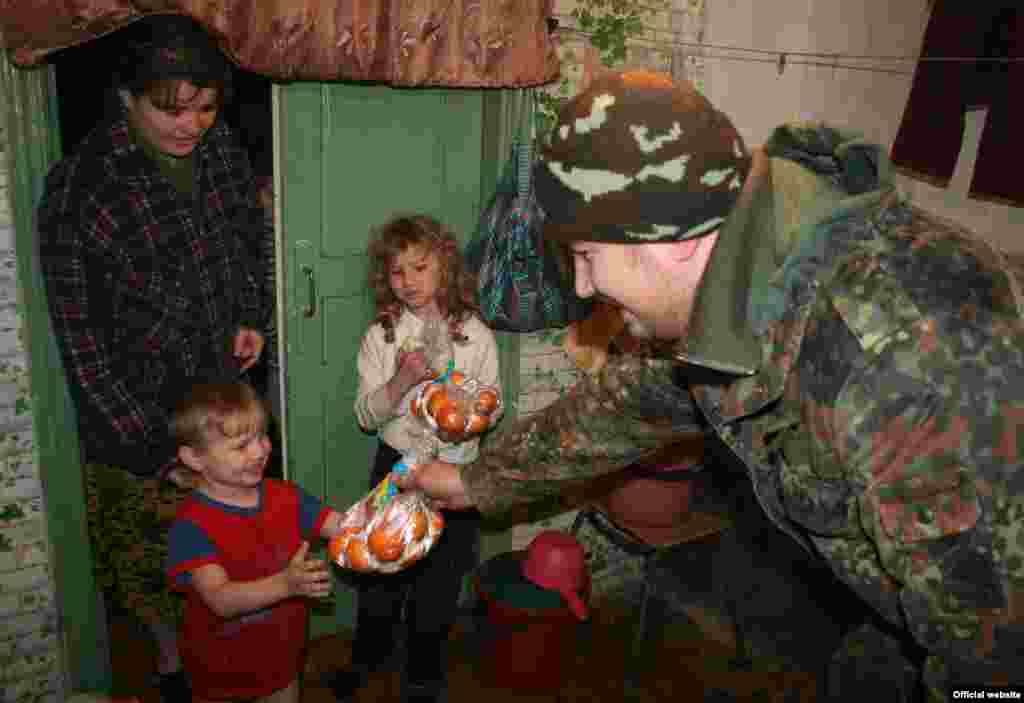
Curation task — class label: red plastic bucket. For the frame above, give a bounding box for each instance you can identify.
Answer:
[473,550,589,692]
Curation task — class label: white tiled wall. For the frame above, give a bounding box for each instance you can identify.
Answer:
[702,0,1023,253]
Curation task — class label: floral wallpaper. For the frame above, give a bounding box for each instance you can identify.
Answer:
[0,120,64,703]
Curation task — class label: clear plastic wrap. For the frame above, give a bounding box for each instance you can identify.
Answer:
[409,371,503,444]
[327,462,445,574]
[400,316,454,380]
[329,319,502,574]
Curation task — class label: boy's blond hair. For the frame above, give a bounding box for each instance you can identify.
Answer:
[171,382,267,449]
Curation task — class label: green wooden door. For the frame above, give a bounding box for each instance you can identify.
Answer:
[278,82,502,638]
[1,59,110,691]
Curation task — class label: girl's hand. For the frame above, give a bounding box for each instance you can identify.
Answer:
[284,542,332,599]
[394,349,432,390]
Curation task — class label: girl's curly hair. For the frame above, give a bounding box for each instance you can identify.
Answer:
[367,214,479,344]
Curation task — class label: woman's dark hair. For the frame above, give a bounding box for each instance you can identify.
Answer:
[367,215,479,345]
[114,14,234,109]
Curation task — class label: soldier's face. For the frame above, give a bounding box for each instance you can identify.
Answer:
[570,242,678,339]
[570,236,716,341]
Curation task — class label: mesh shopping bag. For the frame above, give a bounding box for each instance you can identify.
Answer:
[466,96,593,333]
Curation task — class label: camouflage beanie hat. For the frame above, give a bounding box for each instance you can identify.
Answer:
[534,70,752,243]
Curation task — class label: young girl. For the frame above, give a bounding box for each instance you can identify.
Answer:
[331,214,501,703]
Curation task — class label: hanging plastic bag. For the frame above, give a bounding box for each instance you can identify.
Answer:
[465,91,593,333]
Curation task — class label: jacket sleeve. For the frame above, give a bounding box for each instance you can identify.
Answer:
[813,349,1022,691]
[460,354,706,516]
[237,176,272,334]
[353,325,395,432]
[790,237,1024,691]
[37,168,178,476]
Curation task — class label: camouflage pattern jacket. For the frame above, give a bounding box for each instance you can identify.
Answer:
[461,124,1024,692]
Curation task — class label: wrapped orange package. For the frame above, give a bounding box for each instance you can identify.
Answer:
[328,466,444,574]
[329,369,501,574]
[409,369,502,443]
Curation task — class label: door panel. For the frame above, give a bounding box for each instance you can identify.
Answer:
[279,82,485,637]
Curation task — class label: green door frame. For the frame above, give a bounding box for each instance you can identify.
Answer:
[0,59,110,690]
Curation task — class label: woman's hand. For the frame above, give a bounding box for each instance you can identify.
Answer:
[234,327,265,372]
[166,465,200,490]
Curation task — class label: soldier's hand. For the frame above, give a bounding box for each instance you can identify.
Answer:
[396,460,474,511]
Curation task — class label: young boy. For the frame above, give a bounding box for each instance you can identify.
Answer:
[166,382,346,703]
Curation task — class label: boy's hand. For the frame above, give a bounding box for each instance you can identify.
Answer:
[284,542,331,599]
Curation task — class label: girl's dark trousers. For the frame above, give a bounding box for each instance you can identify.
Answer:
[349,441,480,687]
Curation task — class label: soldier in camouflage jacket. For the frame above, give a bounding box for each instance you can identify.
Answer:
[403,71,1024,698]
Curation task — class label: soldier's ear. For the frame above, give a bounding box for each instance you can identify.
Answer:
[645,231,720,271]
[669,236,707,263]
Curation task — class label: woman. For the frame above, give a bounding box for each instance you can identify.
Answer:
[37,15,269,702]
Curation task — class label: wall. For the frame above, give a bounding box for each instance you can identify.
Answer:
[0,109,64,701]
[702,0,1024,254]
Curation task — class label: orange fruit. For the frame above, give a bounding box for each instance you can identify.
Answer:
[328,526,362,564]
[410,509,428,542]
[474,388,499,415]
[427,387,449,417]
[449,371,466,385]
[436,404,466,436]
[327,535,345,563]
[466,413,489,435]
[345,538,373,572]
[368,523,405,562]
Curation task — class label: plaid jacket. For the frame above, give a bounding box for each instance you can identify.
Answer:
[38,116,269,476]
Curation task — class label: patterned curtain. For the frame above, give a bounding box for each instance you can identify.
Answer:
[0,0,560,88]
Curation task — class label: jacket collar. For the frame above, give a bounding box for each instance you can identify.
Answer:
[668,147,773,376]
[668,122,896,391]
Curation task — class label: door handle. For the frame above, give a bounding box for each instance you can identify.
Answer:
[302,265,317,318]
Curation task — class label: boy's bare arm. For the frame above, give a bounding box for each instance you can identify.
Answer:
[189,541,330,618]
